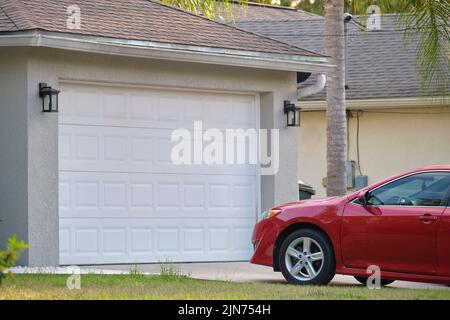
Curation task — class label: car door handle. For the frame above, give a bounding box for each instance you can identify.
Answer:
[418,214,438,223]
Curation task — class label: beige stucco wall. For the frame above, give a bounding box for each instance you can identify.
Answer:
[298,106,450,198]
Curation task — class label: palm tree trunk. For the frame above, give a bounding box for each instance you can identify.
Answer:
[325,0,347,196]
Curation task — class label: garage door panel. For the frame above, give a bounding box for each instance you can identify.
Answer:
[60,125,257,176]
[59,85,256,130]
[59,171,256,219]
[59,83,258,265]
[59,217,254,264]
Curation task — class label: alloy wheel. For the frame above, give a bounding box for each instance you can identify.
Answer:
[284,236,324,281]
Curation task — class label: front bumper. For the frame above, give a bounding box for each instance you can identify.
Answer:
[249,218,282,267]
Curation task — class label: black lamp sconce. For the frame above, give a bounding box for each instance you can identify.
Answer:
[284,100,301,127]
[39,83,60,113]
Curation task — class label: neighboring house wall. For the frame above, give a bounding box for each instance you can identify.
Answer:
[299,106,450,197]
[0,47,299,266]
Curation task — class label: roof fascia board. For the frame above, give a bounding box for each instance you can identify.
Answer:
[0,31,335,74]
[297,96,450,110]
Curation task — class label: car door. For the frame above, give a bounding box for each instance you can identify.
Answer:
[437,207,450,277]
[341,171,450,275]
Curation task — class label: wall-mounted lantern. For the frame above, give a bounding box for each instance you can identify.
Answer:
[39,83,60,112]
[284,100,301,127]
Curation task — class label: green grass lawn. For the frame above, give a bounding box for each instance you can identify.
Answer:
[1,274,449,300]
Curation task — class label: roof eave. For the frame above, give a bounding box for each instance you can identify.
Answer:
[0,30,335,74]
[297,96,450,110]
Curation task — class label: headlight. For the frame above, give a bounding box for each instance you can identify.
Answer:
[258,209,281,222]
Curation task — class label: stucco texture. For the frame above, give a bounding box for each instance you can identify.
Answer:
[0,47,299,266]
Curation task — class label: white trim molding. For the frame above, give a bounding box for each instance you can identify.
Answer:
[297,96,450,110]
[0,30,335,74]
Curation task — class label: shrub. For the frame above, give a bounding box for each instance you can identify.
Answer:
[0,236,29,285]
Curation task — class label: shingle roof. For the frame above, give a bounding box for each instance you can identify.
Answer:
[0,6,16,31]
[236,13,449,99]
[0,0,322,57]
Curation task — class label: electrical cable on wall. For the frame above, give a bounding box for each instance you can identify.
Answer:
[355,110,364,176]
[346,110,353,160]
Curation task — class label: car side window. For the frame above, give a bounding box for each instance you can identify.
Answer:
[367,172,450,207]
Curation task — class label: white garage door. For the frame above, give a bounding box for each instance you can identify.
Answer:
[58,82,259,265]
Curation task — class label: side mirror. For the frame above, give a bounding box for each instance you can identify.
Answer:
[357,190,369,204]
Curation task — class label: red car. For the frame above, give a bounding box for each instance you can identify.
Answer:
[251,166,450,286]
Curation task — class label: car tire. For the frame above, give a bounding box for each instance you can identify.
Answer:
[354,276,395,287]
[279,228,335,285]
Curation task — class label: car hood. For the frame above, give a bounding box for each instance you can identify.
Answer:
[273,196,345,210]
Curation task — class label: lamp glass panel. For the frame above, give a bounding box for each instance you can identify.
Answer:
[53,94,58,112]
[295,109,300,126]
[288,109,295,126]
[43,94,50,112]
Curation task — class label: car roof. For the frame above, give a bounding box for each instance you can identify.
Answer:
[414,165,450,171]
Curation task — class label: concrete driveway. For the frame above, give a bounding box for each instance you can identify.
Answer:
[83,262,448,289]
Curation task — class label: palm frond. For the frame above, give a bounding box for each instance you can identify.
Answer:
[353,0,450,95]
[161,0,248,22]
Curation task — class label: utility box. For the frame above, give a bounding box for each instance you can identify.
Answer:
[356,175,368,190]
[346,160,356,188]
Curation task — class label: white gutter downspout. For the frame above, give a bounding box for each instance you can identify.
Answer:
[297,73,327,98]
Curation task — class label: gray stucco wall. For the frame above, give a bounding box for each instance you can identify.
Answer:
[0,50,29,265]
[1,46,299,266]
[27,53,60,266]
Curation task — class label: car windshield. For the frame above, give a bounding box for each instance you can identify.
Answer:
[368,172,450,206]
